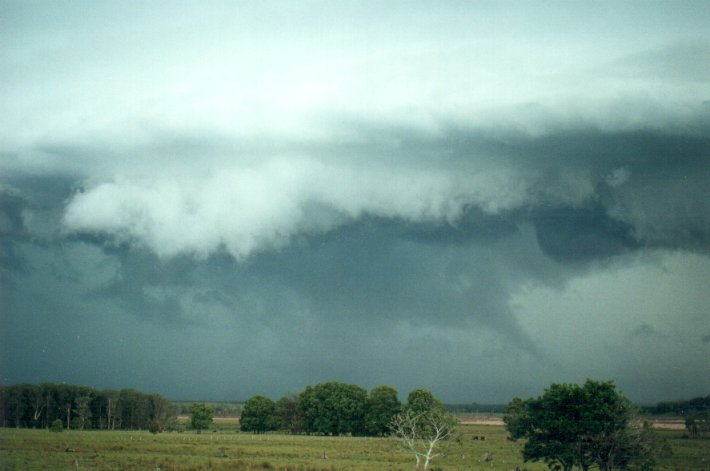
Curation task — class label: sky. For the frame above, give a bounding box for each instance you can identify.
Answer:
[1,1,709,404]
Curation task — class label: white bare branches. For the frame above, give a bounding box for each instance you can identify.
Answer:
[390,409,457,470]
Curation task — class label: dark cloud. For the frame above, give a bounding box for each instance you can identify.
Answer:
[2,2,710,402]
[3,119,710,401]
[533,204,639,263]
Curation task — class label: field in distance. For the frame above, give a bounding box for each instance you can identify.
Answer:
[1,423,708,470]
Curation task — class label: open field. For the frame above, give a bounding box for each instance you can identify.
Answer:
[1,423,708,470]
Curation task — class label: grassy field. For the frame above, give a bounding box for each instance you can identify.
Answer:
[1,421,708,470]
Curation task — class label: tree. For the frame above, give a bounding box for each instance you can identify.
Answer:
[190,403,213,432]
[686,411,710,438]
[0,382,173,432]
[505,379,668,471]
[276,394,304,434]
[300,382,368,435]
[150,393,177,431]
[390,407,458,470]
[54,384,76,430]
[240,395,280,433]
[101,389,120,430]
[148,419,162,434]
[405,388,444,415]
[73,395,92,430]
[364,385,401,436]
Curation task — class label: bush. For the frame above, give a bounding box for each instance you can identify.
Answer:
[50,419,63,432]
[148,419,162,434]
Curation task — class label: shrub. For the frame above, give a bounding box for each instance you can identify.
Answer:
[148,419,162,434]
[50,419,63,432]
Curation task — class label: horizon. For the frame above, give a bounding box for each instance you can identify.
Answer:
[3,378,707,407]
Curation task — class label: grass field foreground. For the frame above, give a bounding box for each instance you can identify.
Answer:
[1,421,708,470]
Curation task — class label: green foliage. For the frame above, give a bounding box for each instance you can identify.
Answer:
[148,418,163,434]
[504,379,669,471]
[0,382,175,431]
[405,388,444,415]
[300,381,368,435]
[275,394,304,434]
[49,418,63,432]
[190,402,214,431]
[240,395,280,433]
[364,385,401,436]
[73,395,92,430]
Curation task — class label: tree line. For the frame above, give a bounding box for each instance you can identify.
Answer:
[0,383,176,431]
[239,381,442,436]
[646,394,710,415]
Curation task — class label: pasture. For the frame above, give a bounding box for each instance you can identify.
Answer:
[1,420,708,470]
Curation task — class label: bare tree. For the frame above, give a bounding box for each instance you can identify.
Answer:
[390,408,458,470]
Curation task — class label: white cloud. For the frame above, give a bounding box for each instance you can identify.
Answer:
[62,156,534,259]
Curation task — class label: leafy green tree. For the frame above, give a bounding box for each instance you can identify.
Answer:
[150,393,177,431]
[405,388,444,415]
[189,403,214,432]
[505,379,667,471]
[0,382,173,432]
[118,389,152,430]
[276,394,304,434]
[300,381,368,435]
[364,385,401,436]
[240,395,280,433]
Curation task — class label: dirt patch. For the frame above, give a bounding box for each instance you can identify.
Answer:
[648,418,686,430]
[457,415,505,426]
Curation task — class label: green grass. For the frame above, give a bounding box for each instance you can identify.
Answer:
[1,425,708,470]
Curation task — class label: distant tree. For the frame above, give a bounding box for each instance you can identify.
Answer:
[240,395,280,433]
[103,390,120,430]
[686,411,710,438]
[24,384,45,428]
[0,382,173,432]
[390,407,458,470]
[505,379,669,471]
[150,393,177,431]
[73,395,92,430]
[5,384,27,428]
[38,382,56,429]
[276,394,304,434]
[300,381,368,435]
[653,395,710,415]
[364,385,401,436]
[54,384,76,430]
[190,403,214,432]
[118,389,145,429]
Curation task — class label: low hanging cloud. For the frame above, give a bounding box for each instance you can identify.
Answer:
[61,118,710,262]
[62,155,534,259]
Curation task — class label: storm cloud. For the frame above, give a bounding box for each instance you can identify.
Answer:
[1,1,709,403]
